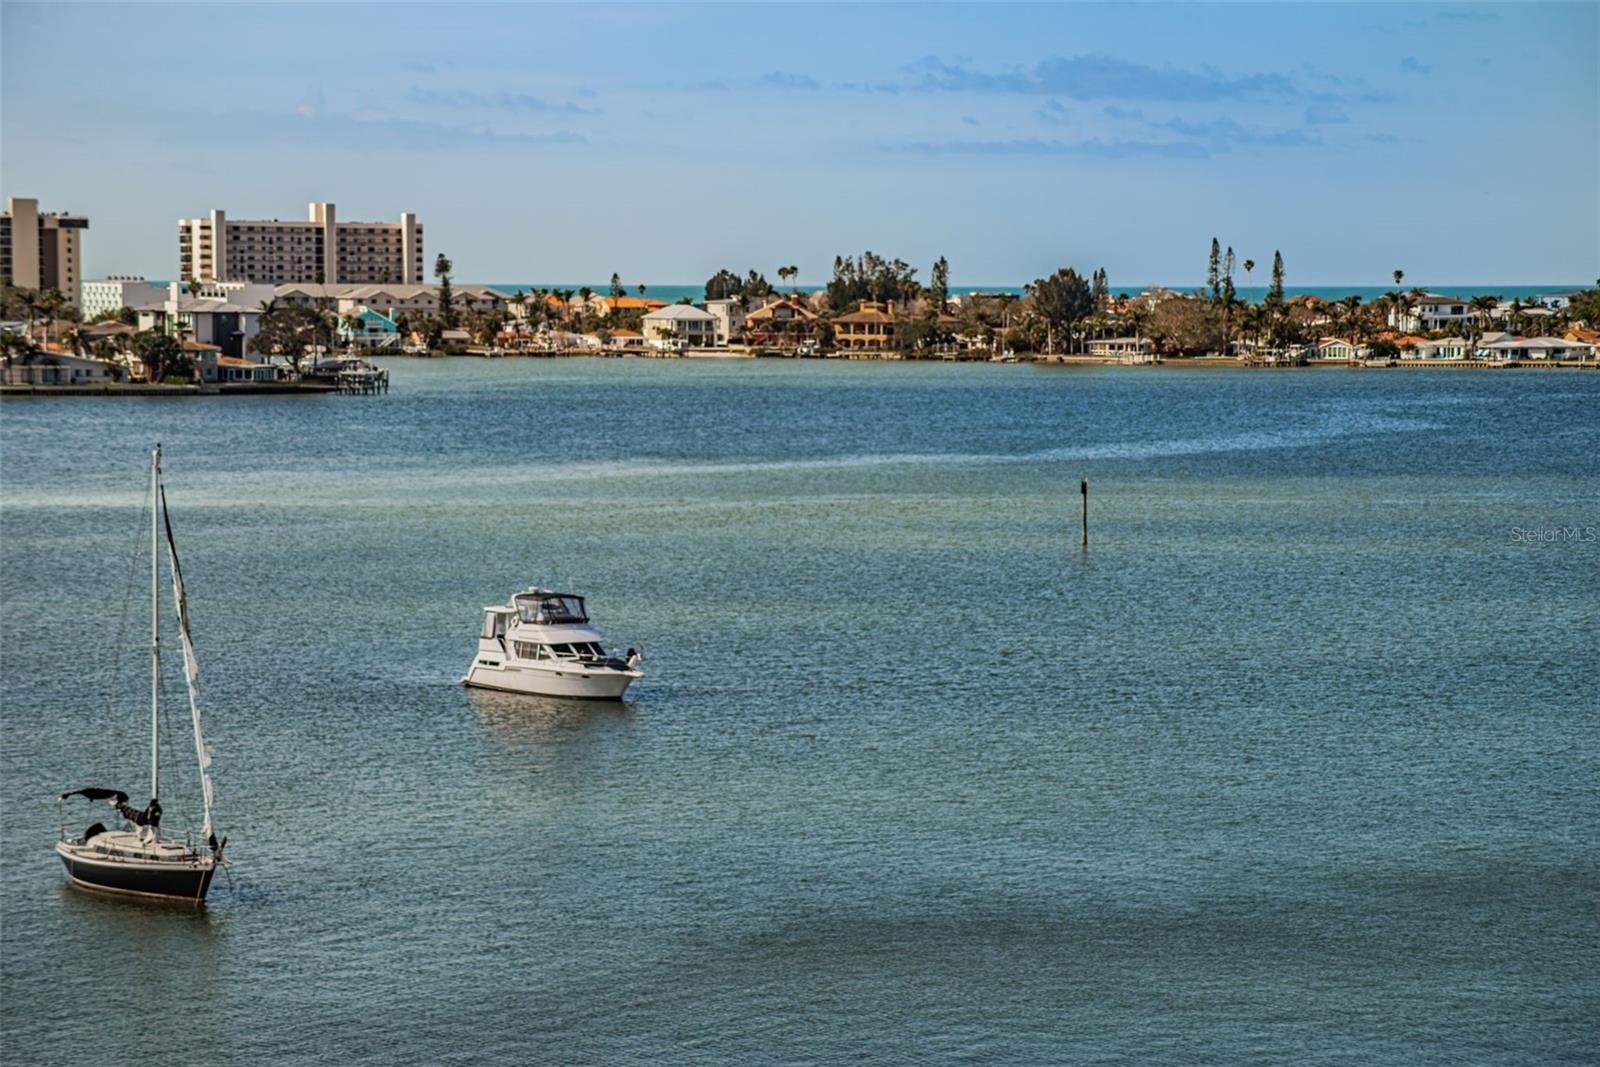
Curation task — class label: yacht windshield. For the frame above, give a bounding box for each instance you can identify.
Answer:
[514,594,588,624]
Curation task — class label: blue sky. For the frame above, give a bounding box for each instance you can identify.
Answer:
[3,2,1596,287]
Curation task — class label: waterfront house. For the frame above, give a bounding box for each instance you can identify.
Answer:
[705,298,748,345]
[1477,337,1594,362]
[834,301,897,351]
[1313,337,1365,361]
[337,307,401,350]
[135,283,272,357]
[743,299,816,346]
[1408,337,1472,359]
[1087,336,1156,361]
[1,351,120,385]
[186,343,280,383]
[642,304,717,351]
[604,328,646,352]
[1390,293,1473,332]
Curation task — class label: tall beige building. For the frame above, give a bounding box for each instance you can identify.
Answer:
[177,202,423,285]
[2,196,90,304]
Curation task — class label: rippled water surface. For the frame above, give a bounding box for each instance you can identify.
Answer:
[2,359,1596,1065]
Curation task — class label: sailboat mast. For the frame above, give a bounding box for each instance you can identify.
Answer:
[150,446,160,802]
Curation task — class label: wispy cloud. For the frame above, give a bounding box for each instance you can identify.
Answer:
[1153,116,1317,150]
[234,110,589,151]
[1102,105,1145,121]
[763,70,821,90]
[407,87,598,115]
[1037,99,1069,124]
[1399,55,1432,75]
[961,115,980,127]
[906,53,1298,101]
[895,137,1209,159]
[1304,103,1349,125]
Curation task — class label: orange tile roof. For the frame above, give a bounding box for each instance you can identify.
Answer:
[597,296,667,310]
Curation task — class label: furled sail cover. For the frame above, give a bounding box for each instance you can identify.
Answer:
[161,486,214,840]
[60,788,129,802]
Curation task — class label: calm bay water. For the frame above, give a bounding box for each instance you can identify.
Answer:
[2,359,1596,1065]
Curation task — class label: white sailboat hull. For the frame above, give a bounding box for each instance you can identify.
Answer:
[463,660,638,700]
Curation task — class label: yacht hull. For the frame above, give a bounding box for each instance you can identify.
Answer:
[463,663,637,700]
[56,843,215,902]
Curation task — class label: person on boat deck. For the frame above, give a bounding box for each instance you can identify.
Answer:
[626,648,640,670]
[116,797,161,843]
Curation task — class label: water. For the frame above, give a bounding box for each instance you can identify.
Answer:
[2,359,1596,1065]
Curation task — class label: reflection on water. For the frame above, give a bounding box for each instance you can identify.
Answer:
[467,687,637,749]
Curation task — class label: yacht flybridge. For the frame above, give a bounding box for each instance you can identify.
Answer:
[55,447,226,902]
[463,587,642,700]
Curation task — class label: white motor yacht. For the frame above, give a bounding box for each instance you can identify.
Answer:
[462,587,641,700]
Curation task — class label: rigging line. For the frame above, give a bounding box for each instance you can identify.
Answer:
[103,492,151,785]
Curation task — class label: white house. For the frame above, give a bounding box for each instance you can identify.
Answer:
[1313,337,1365,361]
[2,351,121,385]
[705,298,747,346]
[1088,336,1157,362]
[135,282,274,358]
[1477,337,1594,362]
[1390,293,1474,332]
[1407,337,1472,359]
[642,304,718,351]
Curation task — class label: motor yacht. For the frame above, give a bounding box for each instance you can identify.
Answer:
[463,587,641,700]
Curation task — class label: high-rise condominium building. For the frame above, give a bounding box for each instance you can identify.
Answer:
[2,196,90,304]
[177,202,423,286]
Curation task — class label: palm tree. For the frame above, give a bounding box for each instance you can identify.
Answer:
[1393,269,1404,288]
[38,288,68,345]
[1242,259,1256,300]
[17,290,42,343]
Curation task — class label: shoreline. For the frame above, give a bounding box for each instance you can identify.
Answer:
[6,357,1592,398]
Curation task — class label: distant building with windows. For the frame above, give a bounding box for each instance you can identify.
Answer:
[80,277,166,322]
[177,202,423,286]
[2,196,90,306]
[642,304,717,350]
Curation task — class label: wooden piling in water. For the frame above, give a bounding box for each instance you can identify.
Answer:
[1080,478,1088,547]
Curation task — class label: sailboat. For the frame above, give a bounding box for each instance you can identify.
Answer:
[55,446,226,902]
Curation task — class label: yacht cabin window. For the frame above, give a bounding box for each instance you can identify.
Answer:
[513,594,588,625]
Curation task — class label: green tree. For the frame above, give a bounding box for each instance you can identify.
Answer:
[1392,269,1404,288]
[610,273,624,298]
[1207,238,1221,300]
[434,254,456,327]
[1029,268,1094,354]
[930,256,950,312]
[132,330,184,382]
[705,269,743,301]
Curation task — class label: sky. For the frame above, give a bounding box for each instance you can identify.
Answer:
[2,2,1597,288]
